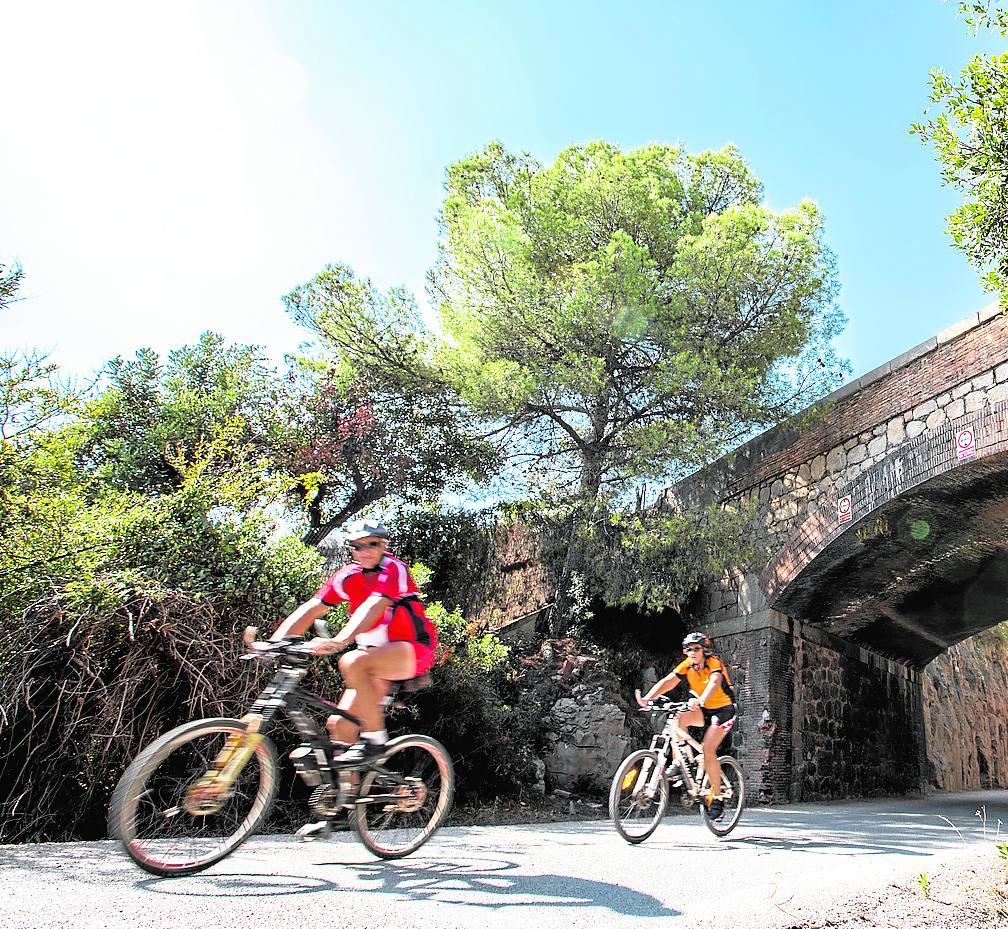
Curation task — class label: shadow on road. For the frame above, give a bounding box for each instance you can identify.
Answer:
[725,833,932,856]
[138,872,341,896]
[311,854,681,918]
[0,840,679,918]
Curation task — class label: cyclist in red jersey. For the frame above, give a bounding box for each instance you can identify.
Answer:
[269,519,438,765]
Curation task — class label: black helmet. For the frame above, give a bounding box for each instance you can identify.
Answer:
[682,632,713,656]
[343,519,390,542]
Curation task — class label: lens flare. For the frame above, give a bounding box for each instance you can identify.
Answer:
[910,519,931,541]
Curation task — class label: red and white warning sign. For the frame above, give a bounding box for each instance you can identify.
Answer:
[837,494,853,524]
[956,426,976,461]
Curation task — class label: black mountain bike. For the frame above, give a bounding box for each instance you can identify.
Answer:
[108,632,454,876]
[609,696,744,842]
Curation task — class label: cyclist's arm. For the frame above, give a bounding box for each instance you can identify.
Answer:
[639,672,682,705]
[696,671,722,708]
[333,593,390,647]
[270,598,330,641]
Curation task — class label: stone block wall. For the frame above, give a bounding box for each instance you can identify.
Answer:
[706,611,928,803]
[923,627,1008,790]
[792,636,926,800]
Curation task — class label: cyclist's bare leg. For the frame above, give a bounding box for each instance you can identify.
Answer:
[326,679,391,745]
[675,706,728,796]
[674,706,704,733]
[338,642,415,734]
[702,724,728,796]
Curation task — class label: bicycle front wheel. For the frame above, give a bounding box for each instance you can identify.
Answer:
[700,754,745,837]
[609,749,669,844]
[353,733,455,859]
[108,717,279,876]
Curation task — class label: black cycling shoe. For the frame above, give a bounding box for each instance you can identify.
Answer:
[705,797,725,820]
[334,740,386,765]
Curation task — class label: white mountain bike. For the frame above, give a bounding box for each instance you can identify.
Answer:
[609,696,745,842]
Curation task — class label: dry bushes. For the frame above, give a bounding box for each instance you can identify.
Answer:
[0,586,270,842]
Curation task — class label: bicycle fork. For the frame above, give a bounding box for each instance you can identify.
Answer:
[182,714,266,815]
[629,738,671,801]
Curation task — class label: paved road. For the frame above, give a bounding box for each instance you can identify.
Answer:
[2,790,1005,929]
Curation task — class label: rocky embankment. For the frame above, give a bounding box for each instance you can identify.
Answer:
[923,626,1008,791]
[517,639,641,794]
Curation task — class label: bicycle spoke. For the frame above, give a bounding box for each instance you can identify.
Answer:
[701,755,745,836]
[354,735,454,858]
[112,720,278,875]
[609,750,669,844]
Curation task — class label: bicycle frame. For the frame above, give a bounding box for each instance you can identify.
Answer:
[195,655,358,803]
[638,711,713,802]
[198,649,428,816]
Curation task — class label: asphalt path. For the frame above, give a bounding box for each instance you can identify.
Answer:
[2,790,1005,929]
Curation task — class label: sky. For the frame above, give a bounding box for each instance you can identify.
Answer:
[0,0,1002,384]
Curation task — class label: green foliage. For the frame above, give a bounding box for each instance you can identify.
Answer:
[388,507,498,610]
[427,597,509,671]
[0,265,77,455]
[407,630,542,804]
[81,334,283,495]
[0,315,327,840]
[0,262,23,308]
[912,3,1008,303]
[984,620,1008,643]
[0,269,84,609]
[582,500,757,612]
[0,452,326,841]
[433,140,846,499]
[282,265,499,545]
[429,139,845,630]
[960,1,1008,36]
[918,872,931,899]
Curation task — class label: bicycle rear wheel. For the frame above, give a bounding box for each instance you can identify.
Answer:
[353,733,454,859]
[700,755,745,837]
[609,749,669,844]
[108,717,279,876]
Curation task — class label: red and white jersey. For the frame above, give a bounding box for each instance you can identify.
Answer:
[316,555,434,650]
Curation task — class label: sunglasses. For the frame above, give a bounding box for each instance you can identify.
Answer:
[683,645,704,653]
[349,540,384,552]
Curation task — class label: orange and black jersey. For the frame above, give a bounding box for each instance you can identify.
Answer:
[672,655,734,710]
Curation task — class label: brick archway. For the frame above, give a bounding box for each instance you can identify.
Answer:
[761,401,1008,664]
[660,306,1008,802]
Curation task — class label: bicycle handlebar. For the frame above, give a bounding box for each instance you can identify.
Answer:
[639,697,692,715]
[239,618,343,663]
[239,638,313,661]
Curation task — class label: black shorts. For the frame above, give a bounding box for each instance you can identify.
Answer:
[701,704,736,732]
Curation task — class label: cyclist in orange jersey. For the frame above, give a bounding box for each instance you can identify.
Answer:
[636,631,737,820]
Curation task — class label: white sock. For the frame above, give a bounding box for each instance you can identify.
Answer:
[361,730,387,745]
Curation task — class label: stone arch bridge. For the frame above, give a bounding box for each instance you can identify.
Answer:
[666,305,1008,802]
